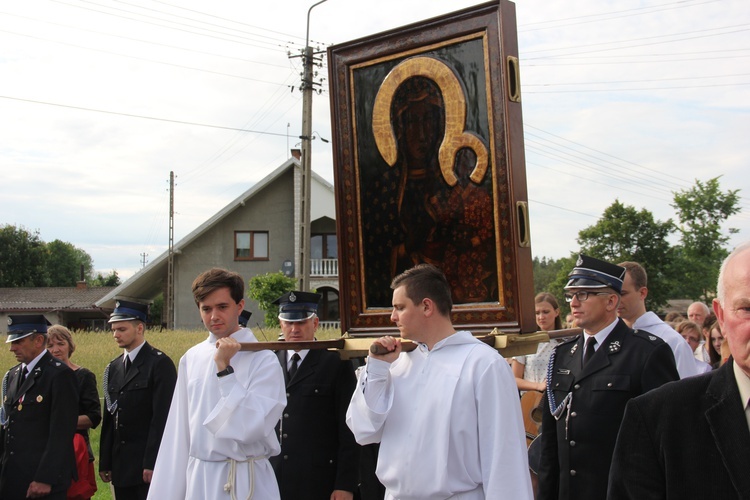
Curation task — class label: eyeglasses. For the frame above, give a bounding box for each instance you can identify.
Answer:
[564,291,612,303]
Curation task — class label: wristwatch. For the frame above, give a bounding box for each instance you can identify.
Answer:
[216,365,234,378]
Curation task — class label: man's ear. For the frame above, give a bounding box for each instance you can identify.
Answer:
[422,298,435,316]
[713,298,724,329]
[639,286,649,301]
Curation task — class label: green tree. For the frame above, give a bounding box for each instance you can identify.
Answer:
[532,256,565,295]
[150,293,164,326]
[91,270,121,287]
[548,255,578,317]
[46,239,95,286]
[247,272,298,327]
[574,200,676,311]
[671,177,740,300]
[0,224,49,286]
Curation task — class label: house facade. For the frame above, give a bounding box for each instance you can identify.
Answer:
[96,156,339,330]
[0,282,116,331]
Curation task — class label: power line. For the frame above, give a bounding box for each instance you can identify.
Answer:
[524,124,750,210]
[0,27,295,85]
[0,11,292,69]
[47,0,297,53]
[524,82,750,93]
[523,72,750,87]
[523,24,750,59]
[0,95,290,136]
[519,0,719,32]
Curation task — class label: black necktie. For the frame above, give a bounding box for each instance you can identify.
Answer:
[583,337,597,366]
[17,366,28,392]
[289,353,300,379]
[124,356,132,373]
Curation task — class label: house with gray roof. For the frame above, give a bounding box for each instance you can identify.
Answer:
[0,282,117,331]
[96,154,340,330]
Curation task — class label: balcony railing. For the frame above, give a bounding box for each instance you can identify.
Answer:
[311,258,338,277]
[319,320,341,330]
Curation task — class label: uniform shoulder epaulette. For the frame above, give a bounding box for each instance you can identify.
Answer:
[46,357,69,370]
[632,328,666,344]
[556,335,580,347]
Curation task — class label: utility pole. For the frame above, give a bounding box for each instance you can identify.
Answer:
[167,171,175,329]
[140,253,148,268]
[297,0,328,292]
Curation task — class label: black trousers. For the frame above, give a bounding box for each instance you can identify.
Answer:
[114,482,150,500]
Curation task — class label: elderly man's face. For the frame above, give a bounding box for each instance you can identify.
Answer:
[688,303,708,325]
[714,247,750,377]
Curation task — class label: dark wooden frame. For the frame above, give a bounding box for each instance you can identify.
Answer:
[328,0,535,336]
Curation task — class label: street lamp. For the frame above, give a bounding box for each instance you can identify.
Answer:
[298,0,329,292]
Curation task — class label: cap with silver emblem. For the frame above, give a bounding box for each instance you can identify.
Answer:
[272,291,321,322]
[108,299,149,323]
[6,314,51,343]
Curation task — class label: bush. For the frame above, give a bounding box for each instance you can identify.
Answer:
[247,272,297,327]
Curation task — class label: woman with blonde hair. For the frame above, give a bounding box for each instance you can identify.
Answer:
[675,320,711,375]
[47,325,101,500]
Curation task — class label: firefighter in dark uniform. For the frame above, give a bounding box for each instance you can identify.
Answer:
[537,255,679,500]
[99,300,176,500]
[270,291,360,500]
[0,314,78,499]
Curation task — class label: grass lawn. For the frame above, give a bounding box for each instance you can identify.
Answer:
[0,326,343,499]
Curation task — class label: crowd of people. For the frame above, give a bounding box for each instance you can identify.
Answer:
[1,243,749,499]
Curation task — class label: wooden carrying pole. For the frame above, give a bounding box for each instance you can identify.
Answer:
[238,328,583,359]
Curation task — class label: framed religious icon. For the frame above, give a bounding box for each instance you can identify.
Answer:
[328,0,535,336]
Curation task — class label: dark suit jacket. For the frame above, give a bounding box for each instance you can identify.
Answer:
[270,349,360,499]
[0,351,78,498]
[608,359,750,499]
[99,342,176,488]
[538,319,679,500]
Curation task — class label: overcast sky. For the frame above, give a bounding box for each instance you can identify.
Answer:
[2,0,748,280]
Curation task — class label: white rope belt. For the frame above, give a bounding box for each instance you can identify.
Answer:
[223,456,267,500]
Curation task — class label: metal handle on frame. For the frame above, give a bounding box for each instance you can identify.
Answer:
[516,201,530,247]
[506,56,521,102]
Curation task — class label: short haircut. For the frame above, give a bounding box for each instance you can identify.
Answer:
[391,264,452,316]
[618,261,648,289]
[47,324,76,356]
[535,292,563,330]
[675,320,701,340]
[664,312,684,323]
[192,268,245,306]
[717,240,750,305]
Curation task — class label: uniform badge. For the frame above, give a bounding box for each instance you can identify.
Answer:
[6,317,12,326]
[115,300,121,308]
[36,395,43,403]
[557,369,571,375]
[289,292,297,302]
[570,343,578,355]
[649,335,657,341]
[17,404,22,411]
[608,341,621,353]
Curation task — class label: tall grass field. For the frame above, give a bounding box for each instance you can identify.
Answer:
[0,326,343,500]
